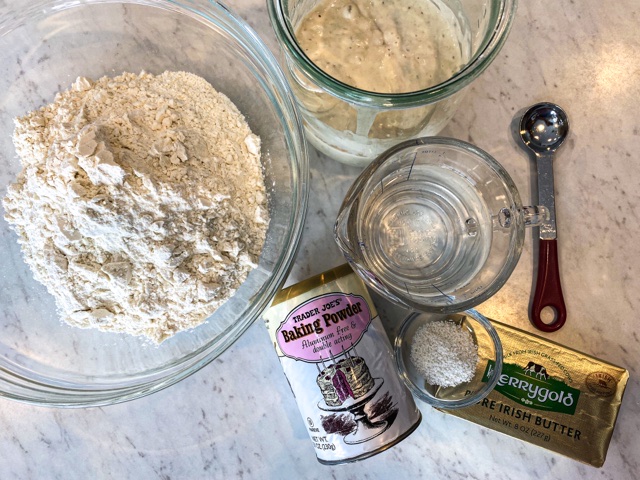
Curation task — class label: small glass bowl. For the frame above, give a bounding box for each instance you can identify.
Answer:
[395,309,503,409]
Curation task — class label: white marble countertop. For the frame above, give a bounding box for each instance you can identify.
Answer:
[1,0,639,478]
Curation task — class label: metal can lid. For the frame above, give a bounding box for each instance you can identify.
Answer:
[270,263,354,307]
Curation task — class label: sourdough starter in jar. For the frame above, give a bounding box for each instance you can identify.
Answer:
[288,0,471,164]
[296,0,466,94]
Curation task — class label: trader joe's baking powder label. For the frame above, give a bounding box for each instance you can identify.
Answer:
[263,264,421,464]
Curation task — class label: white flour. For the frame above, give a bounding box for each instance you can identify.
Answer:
[2,71,269,343]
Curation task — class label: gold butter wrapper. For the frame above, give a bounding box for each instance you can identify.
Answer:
[437,317,628,467]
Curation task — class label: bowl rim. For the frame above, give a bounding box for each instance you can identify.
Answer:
[0,0,309,407]
[394,309,503,409]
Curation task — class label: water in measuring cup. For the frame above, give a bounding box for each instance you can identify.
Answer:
[358,164,492,304]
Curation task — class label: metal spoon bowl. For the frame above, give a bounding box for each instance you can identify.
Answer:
[520,103,569,153]
[519,102,569,332]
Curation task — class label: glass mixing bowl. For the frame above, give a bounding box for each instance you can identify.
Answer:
[0,0,309,406]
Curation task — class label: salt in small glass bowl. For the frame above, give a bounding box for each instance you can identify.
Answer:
[395,309,503,409]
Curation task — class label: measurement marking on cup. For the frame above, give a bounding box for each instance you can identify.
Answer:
[432,284,455,303]
[407,152,417,180]
[380,178,384,193]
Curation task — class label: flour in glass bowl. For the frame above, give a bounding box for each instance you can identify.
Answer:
[2,71,269,343]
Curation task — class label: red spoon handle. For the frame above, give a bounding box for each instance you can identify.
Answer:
[531,239,566,332]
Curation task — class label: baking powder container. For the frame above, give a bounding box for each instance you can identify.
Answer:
[263,264,421,464]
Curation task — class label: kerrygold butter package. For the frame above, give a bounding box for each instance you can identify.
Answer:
[438,317,628,467]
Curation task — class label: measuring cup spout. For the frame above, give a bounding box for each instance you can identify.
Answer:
[334,196,360,262]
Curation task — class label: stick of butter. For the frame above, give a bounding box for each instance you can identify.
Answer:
[436,316,629,467]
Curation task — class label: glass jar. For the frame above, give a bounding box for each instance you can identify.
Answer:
[268,0,518,166]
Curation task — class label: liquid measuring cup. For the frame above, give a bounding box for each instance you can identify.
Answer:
[335,137,549,313]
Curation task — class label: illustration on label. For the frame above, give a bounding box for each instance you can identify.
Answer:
[585,372,617,397]
[483,360,581,415]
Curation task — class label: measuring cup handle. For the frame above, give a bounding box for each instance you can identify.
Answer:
[522,205,550,227]
[531,239,567,332]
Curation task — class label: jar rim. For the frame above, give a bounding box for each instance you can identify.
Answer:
[267,0,519,108]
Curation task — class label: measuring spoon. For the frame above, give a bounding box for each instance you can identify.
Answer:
[519,102,568,332]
